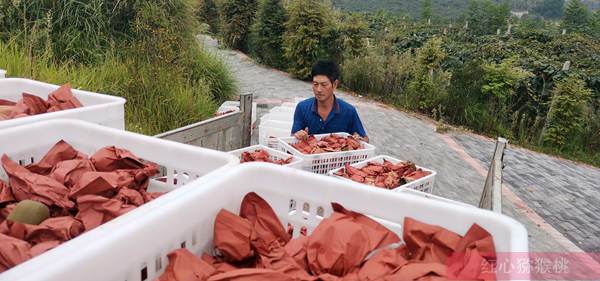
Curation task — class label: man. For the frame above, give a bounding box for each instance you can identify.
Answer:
[291,60,369,142]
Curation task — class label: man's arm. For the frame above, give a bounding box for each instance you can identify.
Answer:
[291,104,305,135]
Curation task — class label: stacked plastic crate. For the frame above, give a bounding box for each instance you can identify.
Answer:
[258,102,297,148]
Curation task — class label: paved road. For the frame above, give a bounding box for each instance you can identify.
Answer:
[454,133,600,253]
[203,36,600,255]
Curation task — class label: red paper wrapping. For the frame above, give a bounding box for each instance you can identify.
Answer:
[2,154,74,209]
[387,262,447,281]
[207,268,297,281]
[158,248,216,281]
[69,171,130,199]
[213,209,253,262]
[9,93,48,118]
[0,233,31,273]
[403,217,461,263]
[74,195,135,231]
[114,188,145,206]
[239,192,290,256]
[49,158,96,189]
[202,254,239,274]
[46,84,83,112]
[26,140,84,175]
[358,246,408,281]
[0,180,15,205]
[30,240,61,257]
[91,146,147,172]
[306,203,400,276]
[26,216,84,244]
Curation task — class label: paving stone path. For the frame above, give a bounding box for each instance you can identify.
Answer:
[202,36,600,255]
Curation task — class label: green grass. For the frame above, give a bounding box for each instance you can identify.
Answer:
[0,40,233,135]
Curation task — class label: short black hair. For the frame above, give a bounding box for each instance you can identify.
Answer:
[311,60,340,83]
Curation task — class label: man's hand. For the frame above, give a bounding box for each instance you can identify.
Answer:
[294,127,309,141]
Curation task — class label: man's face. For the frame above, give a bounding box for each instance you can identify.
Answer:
[312,75,338,102]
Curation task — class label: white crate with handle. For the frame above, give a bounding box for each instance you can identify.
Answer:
[0,78,126,130]
[0,163,528,281]
[278,132,376,174]
[328,155,437,194]
[0,119,239,277]
[269,106,295,114]
[228,144,302,169]
[258,119,292,149]
[259,112,294,123]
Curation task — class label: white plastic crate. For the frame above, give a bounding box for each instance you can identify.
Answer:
[278,132,376,174]
[269,106,295,114]
[228,144,302,169]
[328,155,437,194]
[258,127,291,149]
[2,163,528,281]
[258,120,293,149]
[260,112,294,123]
[0,119,239,192]
[260,119,293,128]
[0,78,126,130]
[0,119,240,278]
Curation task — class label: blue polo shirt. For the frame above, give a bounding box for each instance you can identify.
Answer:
[291,96,367,137]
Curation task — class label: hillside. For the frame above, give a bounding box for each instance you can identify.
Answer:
[333,0,600,19]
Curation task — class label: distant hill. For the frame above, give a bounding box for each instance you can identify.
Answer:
[332,0,600,20]
[332,0,471,20]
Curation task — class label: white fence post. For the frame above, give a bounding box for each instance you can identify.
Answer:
[0,69,6,79]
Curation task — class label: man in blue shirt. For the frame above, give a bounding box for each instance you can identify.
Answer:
[291,60,369,142]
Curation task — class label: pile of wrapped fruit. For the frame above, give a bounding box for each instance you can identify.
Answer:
[0,140,163,272]
[335,160,431,189]
[240,150,293,165]
[292,134,363,154]
[158,192,497,281]
[0,84,83,121]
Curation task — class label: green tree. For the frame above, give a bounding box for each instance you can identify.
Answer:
[249,0,288,68]
[415,37,446,75]
[421,0,432,22]
[482,59,532,101]
[562,0,590,33]
[339,13,369,58]
[197,0,220,34]
[591,10,600,38]
[481,58,532,122]
[532,0,565,19]
[219,0,258,51]
[283,0,335,79]
[542,75,592,148]
[519,14,546,30]
[408,37,450,113]
[465,0,510,35]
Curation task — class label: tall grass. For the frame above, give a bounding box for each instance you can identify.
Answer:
[0,40,223,135]
[0,0,237,135]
